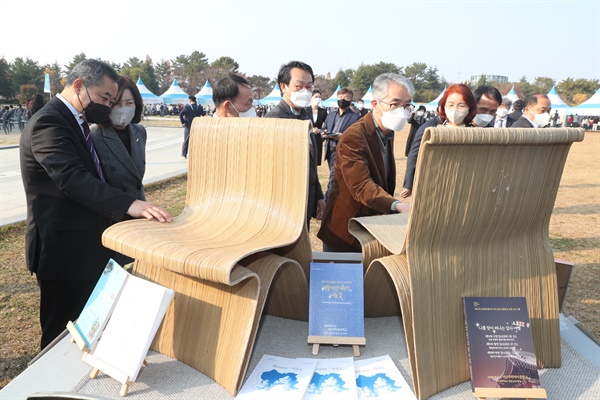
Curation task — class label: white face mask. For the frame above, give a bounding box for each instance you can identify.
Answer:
[531,111,551,127]
[289,88,312,108]
[416,111,424,116]
[496,108,509,118]
[230,103,256,118]
[473,113,494,127]
[445,107,469,125]
[311,97,321,107]
[378,103,409,131]
[109,106,135,127]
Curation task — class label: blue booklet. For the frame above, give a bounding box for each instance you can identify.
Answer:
[72,259,129,350]
[308,262,364,338]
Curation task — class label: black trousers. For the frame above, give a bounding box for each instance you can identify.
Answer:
[38,279,97,349]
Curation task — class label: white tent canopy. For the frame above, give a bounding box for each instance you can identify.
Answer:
[160,79,190,105]
[424,87,446,111]
[258,83,282,105]
[360,86,373,109]
[195,81,214,107]
[505,85,519,104]
[136,77,162,104]
[547,86,569,108]
[321,85,341,108]
[566,87,600,116]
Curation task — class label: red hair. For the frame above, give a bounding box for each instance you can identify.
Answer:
[438,83,477,125]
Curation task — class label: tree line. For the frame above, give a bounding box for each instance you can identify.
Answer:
[0,52,597,106]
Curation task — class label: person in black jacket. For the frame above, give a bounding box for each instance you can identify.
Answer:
[405,105,427,156]
[179,95,206,158]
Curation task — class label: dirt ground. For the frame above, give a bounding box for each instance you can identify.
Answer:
[1,122,598,388]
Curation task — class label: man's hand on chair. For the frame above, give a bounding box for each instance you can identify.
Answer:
[127,200,174,223]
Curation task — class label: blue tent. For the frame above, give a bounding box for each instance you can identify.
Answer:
[321,85,341,108]
[258,84,281,105]
[424,87,446,111]
[566,87,600,116]
[136,78,161,104]
[505,85,519,103]
[195,81,214,106]
[159,79,190,105]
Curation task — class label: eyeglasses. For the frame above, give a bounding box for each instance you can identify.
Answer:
[445,103,469,111]
[379,99,412,110]
[289,84,314,92]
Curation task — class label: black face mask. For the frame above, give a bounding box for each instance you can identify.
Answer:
[337,99,351,109]
[79,85,113,124]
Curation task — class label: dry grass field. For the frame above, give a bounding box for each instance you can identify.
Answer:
[1,121,598,389]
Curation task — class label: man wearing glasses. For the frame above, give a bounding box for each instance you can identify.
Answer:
[265,61,325,229]
[317,73,413,252]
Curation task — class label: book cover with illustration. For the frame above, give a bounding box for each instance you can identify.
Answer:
[235,355,318,400]
[354,355,416,399]
[463,296,545,397]
[297,357,357,400]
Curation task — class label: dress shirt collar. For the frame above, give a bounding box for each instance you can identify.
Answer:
[56,93,86,133]
[373,119,394,147]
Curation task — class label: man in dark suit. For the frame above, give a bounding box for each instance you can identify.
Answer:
[318,73,412,252]
[212,74,255,117]
[20,59,173,349]
[492,97,519,128]
[356,100,369,118]
[508,99,524,122]
[179,95,206,158]
[265,60,325,228]
[322,87,361,200]
[512,94,552,128]
[473,85,502,127]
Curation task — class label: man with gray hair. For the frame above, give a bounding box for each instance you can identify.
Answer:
[317,73,412,252]
[493,97,518,128]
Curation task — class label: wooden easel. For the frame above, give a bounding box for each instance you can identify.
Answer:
[308,335,366,357]
[67,321,147,397]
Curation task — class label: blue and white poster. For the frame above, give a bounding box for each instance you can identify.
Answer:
[308,262,364,338]
[298,357,357,400]
[355,355,416,399]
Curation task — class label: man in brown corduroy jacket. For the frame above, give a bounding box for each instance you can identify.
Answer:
[317,73,413,252]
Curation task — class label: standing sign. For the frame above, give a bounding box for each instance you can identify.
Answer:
[308,262,365,356]
[463,297,547,399]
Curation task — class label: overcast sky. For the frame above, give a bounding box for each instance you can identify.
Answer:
[4,0,599,84]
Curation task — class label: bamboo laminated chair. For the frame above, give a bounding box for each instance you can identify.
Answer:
[348,127,585,399]
[102,117,313,395]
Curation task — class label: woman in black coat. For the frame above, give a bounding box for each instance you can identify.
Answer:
[405,105,427,156]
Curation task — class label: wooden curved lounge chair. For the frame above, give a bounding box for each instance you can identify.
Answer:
[102,117,312,395]
[349,127,585,399]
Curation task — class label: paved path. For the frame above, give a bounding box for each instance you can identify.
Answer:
[0,127,187,227]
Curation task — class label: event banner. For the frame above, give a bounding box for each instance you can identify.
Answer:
[308,262,364,338]
[463,297,546,398]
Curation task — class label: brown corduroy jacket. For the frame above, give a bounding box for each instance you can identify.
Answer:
[317,112,397,251]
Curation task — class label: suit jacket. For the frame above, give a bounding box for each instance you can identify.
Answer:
[317,112,397,251]
[179,103,205,128]
[511,115,534,128]
[265,100,324,223]
[508,110,523,122]
[403,117,442,191]
[491,114,518,128]
[323,108,361,163]
[20,97,136,281]
[90,123,147,201]
[307,106,328,165]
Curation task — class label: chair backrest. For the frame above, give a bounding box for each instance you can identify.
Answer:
[405,127,584,270]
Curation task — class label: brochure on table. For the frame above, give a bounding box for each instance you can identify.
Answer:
[463,296,547,399]
[355,355,417,400]
[67,259,174,395]
[297,357,357,400]
[235,355,318,400]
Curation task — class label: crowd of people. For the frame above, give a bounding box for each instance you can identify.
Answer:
[15,57,598,351]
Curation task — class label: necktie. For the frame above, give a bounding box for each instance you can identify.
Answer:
[81,121,105,182]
